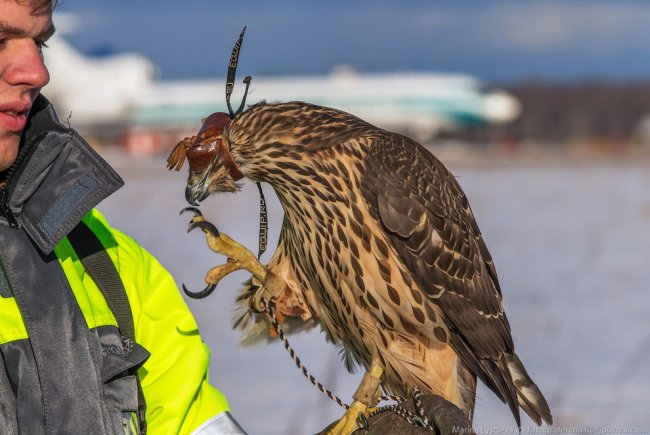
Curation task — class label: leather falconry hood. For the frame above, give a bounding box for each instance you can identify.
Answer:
[166,27,251,181]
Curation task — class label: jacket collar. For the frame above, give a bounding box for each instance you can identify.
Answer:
[0,95,124,254]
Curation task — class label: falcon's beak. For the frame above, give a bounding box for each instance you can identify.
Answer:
[185,181,210,206]
[183,112,234,206]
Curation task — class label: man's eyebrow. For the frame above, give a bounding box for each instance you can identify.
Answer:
[0,21,56,39]
[0,22,25,36]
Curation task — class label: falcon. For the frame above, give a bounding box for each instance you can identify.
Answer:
[167,31,552,434]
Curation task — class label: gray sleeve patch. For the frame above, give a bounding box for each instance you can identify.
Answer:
[37,173,101,239]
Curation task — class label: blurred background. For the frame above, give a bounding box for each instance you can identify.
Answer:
[45,0,650,433]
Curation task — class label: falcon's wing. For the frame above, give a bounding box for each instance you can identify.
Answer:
[359,132,522,421]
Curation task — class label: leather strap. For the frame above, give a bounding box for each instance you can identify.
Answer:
[217,140,244,181]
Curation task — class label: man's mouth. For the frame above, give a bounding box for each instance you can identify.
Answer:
[0,108,29,133]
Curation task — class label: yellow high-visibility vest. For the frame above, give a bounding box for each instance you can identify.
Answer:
[0,208,230,434]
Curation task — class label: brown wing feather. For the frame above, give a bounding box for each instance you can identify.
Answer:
[360,134,512,352]
[359,132,524,422]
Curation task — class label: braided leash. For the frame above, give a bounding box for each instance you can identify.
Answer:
[265,301,436,432]
[366,388,435,431]
[412,387,433,430]
[267,303,349,410]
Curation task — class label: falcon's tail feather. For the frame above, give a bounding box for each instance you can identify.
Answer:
[489,357,522,428]
[506,353,553,426]
[453,335,552,427]
[452,336,522,426]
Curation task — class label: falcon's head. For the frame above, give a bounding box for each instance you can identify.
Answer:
[167,111,244,205]
[166,26,257,205]
[165,27,366,207]
[167,98,380,208]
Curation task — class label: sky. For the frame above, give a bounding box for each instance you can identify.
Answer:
[52,0,650,84]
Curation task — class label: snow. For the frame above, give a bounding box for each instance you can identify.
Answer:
[98,149,650,434]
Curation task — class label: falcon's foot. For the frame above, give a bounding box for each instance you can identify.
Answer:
[327,361,384,435]
[180,207,283,305]
[327,401,374,435]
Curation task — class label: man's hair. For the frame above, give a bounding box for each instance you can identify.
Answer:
[16,0,59,14]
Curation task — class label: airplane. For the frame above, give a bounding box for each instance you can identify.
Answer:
[43,16,521,156]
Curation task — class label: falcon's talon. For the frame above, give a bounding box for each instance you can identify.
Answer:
[180,206,203,218]
[187,220,220,237]
[327,400,370,435]
[328,362,383,435]
[182,282,217,299]
[357,412,369,430]
[184,214,270,298]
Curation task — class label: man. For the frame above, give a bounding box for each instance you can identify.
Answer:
[0,0,246,433]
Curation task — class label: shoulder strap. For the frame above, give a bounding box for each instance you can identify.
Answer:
[67,221,135,340]
[67,221,147,434]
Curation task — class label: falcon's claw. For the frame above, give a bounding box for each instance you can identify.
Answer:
[181,214,270,302]
[357,412,369,430]
[328,361,384,435]
[327,401,370,435]
[187,220,220,237]
[182,282,217,299]
[180,206,203,218]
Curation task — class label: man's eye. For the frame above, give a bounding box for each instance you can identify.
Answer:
[35,40,49,50]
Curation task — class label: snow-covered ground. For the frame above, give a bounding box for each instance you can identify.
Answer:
[98,149,650,434]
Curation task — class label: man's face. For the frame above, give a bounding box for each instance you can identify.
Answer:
[0,0,53,171]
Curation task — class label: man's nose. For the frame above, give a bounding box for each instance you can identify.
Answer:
[4,40,50,90]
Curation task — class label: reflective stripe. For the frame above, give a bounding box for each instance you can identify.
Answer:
[191,412,247,435]
[0,297,27,344]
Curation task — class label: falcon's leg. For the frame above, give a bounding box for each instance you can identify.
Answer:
[328,361,383,435]
[182,208,284,306]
